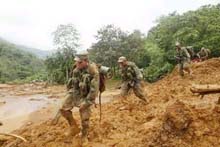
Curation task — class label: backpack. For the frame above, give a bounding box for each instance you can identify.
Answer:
[186,46,195,59]
[98,65,111,93]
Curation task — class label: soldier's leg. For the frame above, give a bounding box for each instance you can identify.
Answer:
[79,106,91,145]
[133,82,147,102]
[60,92,80,136]
[178,63,184,76]
[183,62,192,75]
[120,82,130,97]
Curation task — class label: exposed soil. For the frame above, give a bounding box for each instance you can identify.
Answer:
[1,58,220,147]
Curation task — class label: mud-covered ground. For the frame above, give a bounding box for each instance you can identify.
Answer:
[1,58,220,147]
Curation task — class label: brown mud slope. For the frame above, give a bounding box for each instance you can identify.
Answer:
[1,58,220,147]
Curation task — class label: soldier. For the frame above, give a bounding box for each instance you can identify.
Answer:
[197,47,211,61]
[60,51,99,145]
[117,56,147,103]
[175,42,192,76]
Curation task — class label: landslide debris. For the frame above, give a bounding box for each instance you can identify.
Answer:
[2,58,220,147]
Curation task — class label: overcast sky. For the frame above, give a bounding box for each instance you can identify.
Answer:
[0,0,219,50]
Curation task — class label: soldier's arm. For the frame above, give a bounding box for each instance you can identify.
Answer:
[196,52,201,58]
[184,48,191,59]
[86,70,99,105]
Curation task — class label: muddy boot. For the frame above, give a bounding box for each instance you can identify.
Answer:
[61,109,80,137]
[80,125,89,146]
[64,126,80,137]
[80,131,89,146]
[81,136,89,146]
[140,98,148,104]
[82,137,89,147]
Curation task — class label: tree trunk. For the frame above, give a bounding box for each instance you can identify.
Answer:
[190,84,220,94]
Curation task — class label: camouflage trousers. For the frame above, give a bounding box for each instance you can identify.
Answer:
[120,81,146,101]
[178,61,190,76]
[61,90,91,136]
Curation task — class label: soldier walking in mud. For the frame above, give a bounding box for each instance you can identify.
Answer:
[59,51,99,145]
[197,47,211,61]
[175,42,192,77]
[117,56,147,103]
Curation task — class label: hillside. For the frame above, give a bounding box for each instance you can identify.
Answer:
[0,38,50,58]
[1,58,220,147]
[17,45,51,59]
[0,38,45,82]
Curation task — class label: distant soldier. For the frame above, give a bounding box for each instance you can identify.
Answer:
[117,56,147,103]
[60,51,99,145]
[197,47,211,61]
[175,42,192,76]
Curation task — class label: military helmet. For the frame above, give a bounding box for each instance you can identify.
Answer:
[201,47,205,51]
[175,41,181,47]
[74,50,88,61]
[117,56,127,63]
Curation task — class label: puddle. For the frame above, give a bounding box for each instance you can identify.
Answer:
[0,95,61,133]
[0,90,119,133]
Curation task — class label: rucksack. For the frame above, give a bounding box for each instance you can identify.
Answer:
[186,46,195,59]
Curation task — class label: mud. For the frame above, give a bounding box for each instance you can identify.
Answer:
[1,58,220,147]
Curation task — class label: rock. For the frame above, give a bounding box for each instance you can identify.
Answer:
[163,100,192,134]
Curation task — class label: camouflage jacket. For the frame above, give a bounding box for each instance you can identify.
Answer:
[120,62,143,82]
[176,47,191,62]
[197,49,211,59]
[67,63,99,104]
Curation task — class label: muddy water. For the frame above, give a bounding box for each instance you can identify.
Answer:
[0,95,61,133]
[0,89,120,133]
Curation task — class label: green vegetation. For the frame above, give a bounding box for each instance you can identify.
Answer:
[1,4,220,84]
[0,38,45,83]
[89,4,220,82]
[45,24,79,84]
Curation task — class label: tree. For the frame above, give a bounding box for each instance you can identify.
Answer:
[45,24,80,84]
[89,24,127,75]
[148,4,220,61]
[52,24,79,55]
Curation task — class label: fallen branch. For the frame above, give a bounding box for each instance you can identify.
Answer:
[0,133,27,142]
[190,84,220,94]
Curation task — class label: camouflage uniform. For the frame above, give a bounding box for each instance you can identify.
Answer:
[176,47,191,76]
[186,46,195,60]
[60,58,99,139]
[197,48,211,61]
[119,60,146,102]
